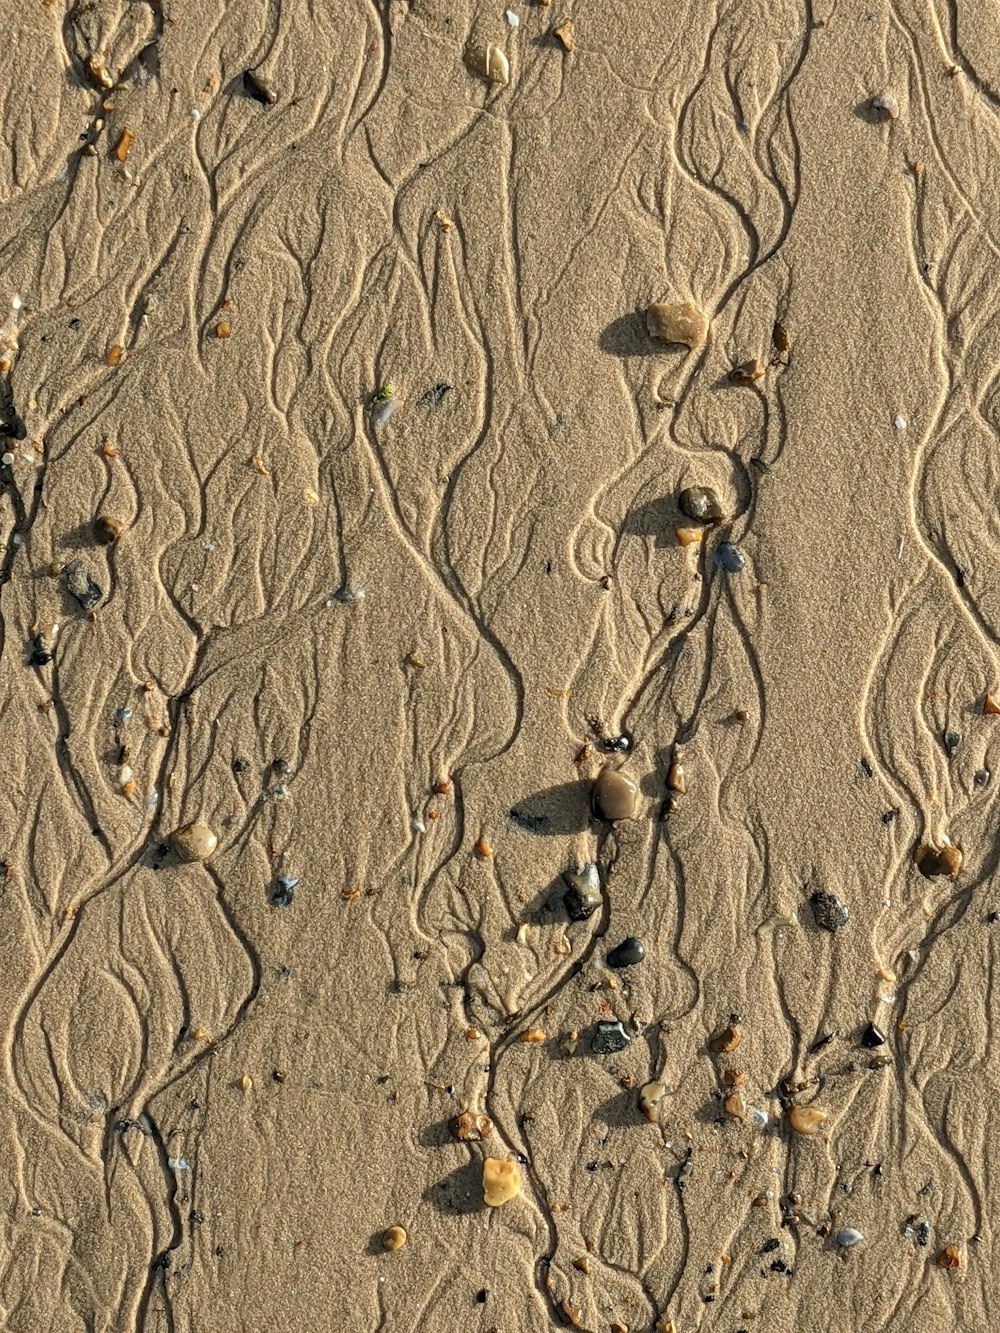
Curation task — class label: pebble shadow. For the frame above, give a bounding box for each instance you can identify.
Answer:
[423,1159,487,1217]
[508,782,590,837]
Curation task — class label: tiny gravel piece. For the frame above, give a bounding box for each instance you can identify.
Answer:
[810,890,850,932]
[383,1225,407,1252]
[860,1022,885,1049]
[591,1021,630,1055]
[713,543,745,573]
[942,730,961,757]
[606,936,645,969]
[271,875,298,907]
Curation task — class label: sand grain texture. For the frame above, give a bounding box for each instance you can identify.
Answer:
[1,1,999,1330]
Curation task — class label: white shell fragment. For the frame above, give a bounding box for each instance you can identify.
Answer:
[894,413,907,431]
[505,9,519,26]
[835,1228,864,1249]
[872,93,899,121]
[757,909,799,937]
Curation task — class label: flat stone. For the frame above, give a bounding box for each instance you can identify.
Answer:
[646,301,708,349]
[591,1021,630,1055]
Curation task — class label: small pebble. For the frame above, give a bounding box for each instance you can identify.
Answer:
[667,761,686,794]
[859,1022,885,1049]
[936,1245,962,1270]
[894,413,907,430]
[244,69,277,104]
[984,693,1000,716]
[638,1081,666,1123]
[505,9,519,26]
[482,1158,521,1206]
[465,43,510,86]
[416,381,451,408]
[788,1105,826,1136]
[606,936,645,969]
[169,820,218,863]
[518,1027,546,1043]
[942,730,961,757]
[592,767,638,821]
[729,358,764,385]
[563,864,602,919]
[93,514,122,544]
[383,1225,407,1252]
[713,543,745,574]
[872,92,899,120]
[810,890,850,932]
[723,1090,746,1120]
[915,842,962,880]
[591,1021,630,1055]
[834,1227,864,1249]
[709,1024,740,1054]
[64,559,103,610]
[553,19,574,50]
[676,526,702,547]
[114,707,132,722]
[974,768,991,787]
[271,874,298,907]
[679,485,725,525]
[646,301,709,349]
[450,1110,493,1142]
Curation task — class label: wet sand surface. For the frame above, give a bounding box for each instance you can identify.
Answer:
[2,2,1000,1330]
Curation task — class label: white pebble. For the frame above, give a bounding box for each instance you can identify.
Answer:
[750,1108,768,1127]
[894,414,907,430]
[1,452,13,466]
[11,295,22,311]
[11,533,22,546]
[118,765,133,785]
[190,109,201,121]
[505,9,519,25]
[411,815,426,834]
[835,1228,864,1249]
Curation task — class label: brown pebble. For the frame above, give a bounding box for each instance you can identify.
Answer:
[474,836,493,859]
[93,515,122,545]
[638,1081,667,1123]
[105,344,124,366]
[722,1068,745,1087]
[729,357,764,385]
[238,1074,252,1092]
[482,1157,521,1206]
[215,320,231,339]
[383,1225,407,1252]
[936,1244,962,1270]
[679,485,726,525]
[553,19,574,50]
[169,820,218,863]
[114,128,134,162]
[788,1104,827,1136]
[709,1024,741,1054]
[984,693,1000,716]
[723,1090,746,1120]
[518,1027,546,1043]
[772,321,790,354]
[433,778,453,794]
[572,1256,591,1274]
[593,767,638,821]
[915,842,962,880]
[676,526,702,547]
[667,761,686,794]
[450,1110,493,1142]
[646,301,708,349]
[560,1301,582,1327]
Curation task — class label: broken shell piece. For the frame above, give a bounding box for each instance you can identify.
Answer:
[915,842,962,880]
[593,767,638,821]
[465,43,510,87]
[872,92,899,120]
[383,1225,407,1252]
[450,1110,493,1142]
[985,693,1000,715]
[169,820,218,863]
[646,301,708,349]
[482,1157,521,1206]
[553,19,574,50]
[639,1080,667,1122]
[709,1024,741,1054]
[936,1245,962,1270]
[788,1104,827,1136]
[679,485,726,524]
[676,526,702,547]
[729,358,764,385]
[114,128,134,162]
[758,909,799,937]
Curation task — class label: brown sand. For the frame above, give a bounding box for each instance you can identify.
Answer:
[1,2,998,1330]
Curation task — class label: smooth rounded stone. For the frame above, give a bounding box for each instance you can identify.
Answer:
[646,301,708,349]
[606,936,645,969]
[93,515,122,544]
[834,1228,864,1250]
[713,542,745,574]
[638,1080,667,1123]
[592,767,638,821]
[482,1157,521,1206]
[591,1020,630,1055]
[915,842,962,880]
[810,890,849,933]
[383,1225,407,1252]
[787,1104,827,1136]
[678,485,725,524]
[675,525,702,547]
[859,1022,885,1049]
[169,820,218,863]
[562,863,602,920]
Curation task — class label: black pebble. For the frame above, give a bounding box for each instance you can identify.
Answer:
[986,911,999,924]
[975,768,991,787]
[606,936,645,969]
[29,650,52,666]
[943,730,961,757]
[601,733,632,753]
[810,890,850,932]
[860,1022,886,1049]
[271,875,297,908]
[761,1238,780,1253]
[591,1020,630,1055]
[474,1289,488,1304]
[916,1220,931,1247]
